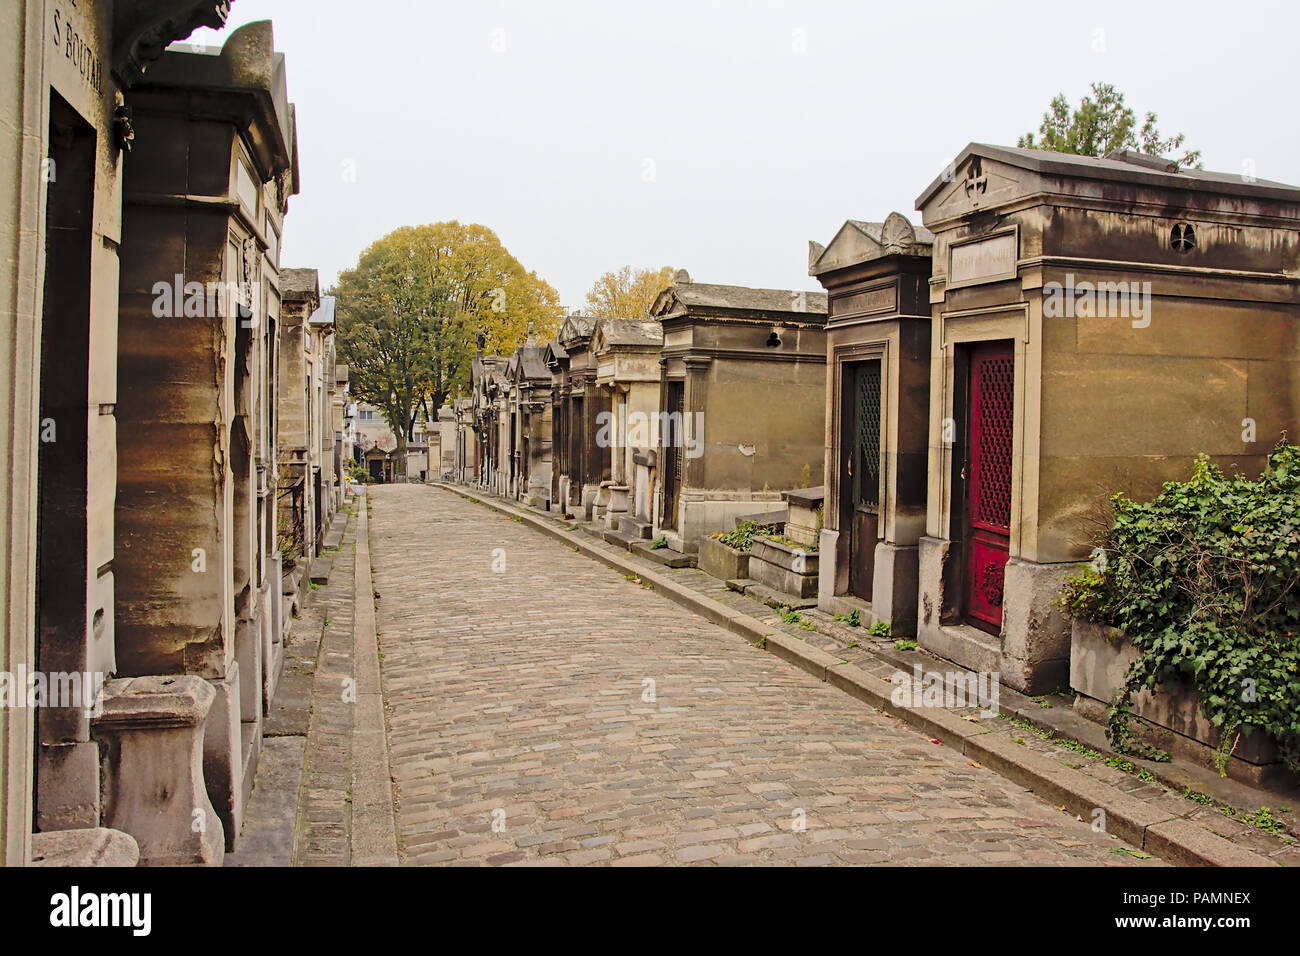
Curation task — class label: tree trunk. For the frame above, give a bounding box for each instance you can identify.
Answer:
[395,431,408,483]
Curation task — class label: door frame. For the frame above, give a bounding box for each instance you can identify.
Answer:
[935,303,1028,633]
[958,340,1015,634]
[661,378,685,530]
[834,344,889,601]
[831,342,889,600]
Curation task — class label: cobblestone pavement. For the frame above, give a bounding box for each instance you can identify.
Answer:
[370,484,1161,866]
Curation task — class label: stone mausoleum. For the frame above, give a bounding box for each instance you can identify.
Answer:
[809,214,934,636]
[914,143,1300,693]
[650,272,828,554]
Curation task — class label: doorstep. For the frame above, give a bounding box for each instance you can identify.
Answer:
[630,540,696,568]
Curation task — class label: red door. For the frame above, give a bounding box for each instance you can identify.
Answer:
[964,343,1014,634]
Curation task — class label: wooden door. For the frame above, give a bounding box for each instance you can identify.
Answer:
[963,343,1015,634]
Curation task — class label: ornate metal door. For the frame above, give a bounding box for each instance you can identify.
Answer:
[963,343,1015,634]
[569,395,583,505]
[662,381,684,528]
[847,360,882,601]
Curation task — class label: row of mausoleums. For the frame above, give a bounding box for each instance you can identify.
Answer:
[455,144,1300,700]
[0,10,348,866]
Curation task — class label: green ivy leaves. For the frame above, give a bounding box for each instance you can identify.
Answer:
[1064,441,1300,774]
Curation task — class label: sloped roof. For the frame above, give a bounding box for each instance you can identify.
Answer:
[916,142,1300,209]
[516,343,551,381]
[597,319,663,348]
[652,278,828,323]
[281,267,319,301]
[308,295,336,326]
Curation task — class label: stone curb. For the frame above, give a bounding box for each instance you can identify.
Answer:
[350,492,400,866]
[430,483,1276,868]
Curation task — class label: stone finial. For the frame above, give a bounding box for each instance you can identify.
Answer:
[674,269,692,285]
[808,240,826,272]
[880,212,917,253]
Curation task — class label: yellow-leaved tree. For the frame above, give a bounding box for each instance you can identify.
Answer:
[584,265,676,319]
[334,222,563,478]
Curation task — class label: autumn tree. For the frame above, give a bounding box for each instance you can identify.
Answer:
[1019,82,1202,169]
[584,265,676,319]
[333,222,563,479]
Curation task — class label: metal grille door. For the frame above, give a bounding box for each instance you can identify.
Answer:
[854,361,882,509]
[847,360,882,601]
[964,344,1015,633]
[662,382,684,528]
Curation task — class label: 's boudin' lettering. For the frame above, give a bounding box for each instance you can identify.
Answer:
[53,7,104,96]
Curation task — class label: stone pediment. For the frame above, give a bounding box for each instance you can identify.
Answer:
[810,214,933,276]
[922,154,1023,224]
[557,315,595,347]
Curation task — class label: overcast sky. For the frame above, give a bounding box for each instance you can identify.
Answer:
[190,0,1300,309]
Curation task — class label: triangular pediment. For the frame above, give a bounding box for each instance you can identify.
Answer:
[810,214,932,276]
[917,147,1042,225]
[811,221,885,275]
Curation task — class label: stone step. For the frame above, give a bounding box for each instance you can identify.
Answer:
[618,516,654,540]
[310,558,333,586]
[745,581,817,611]
[239,721,261,817]
[601,527,639,551]
[631,541,696,569]
[578,523,607,540]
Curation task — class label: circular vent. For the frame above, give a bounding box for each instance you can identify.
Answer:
[1171,222,1197,253]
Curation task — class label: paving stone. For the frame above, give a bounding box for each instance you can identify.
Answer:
[369,486,1164,868]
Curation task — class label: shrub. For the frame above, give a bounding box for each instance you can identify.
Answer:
[1062,441,1300,773]
[713,520,776,553]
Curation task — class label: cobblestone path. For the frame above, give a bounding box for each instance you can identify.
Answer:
[369,485,1159,867]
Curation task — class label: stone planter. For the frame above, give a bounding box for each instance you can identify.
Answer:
[698,536,750,581]
[782,486,824,549]
[1070,620,1285,784]
[750,537,819,599]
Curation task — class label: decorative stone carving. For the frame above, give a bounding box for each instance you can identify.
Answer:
[964,156,988,202]
[112,1,233,88]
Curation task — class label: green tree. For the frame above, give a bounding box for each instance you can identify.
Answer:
[333,222,563,478]
[584,265,675,319]
[1019,82,1202,169]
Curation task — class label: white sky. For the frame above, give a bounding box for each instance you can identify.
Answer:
[188,0,1300,308]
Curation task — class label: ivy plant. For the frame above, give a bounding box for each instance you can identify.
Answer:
[1061,441,1300,774]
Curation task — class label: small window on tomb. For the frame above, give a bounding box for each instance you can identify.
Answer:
[236,158,260,216]
[1171,222,1197,254]
[265,215,280,263]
